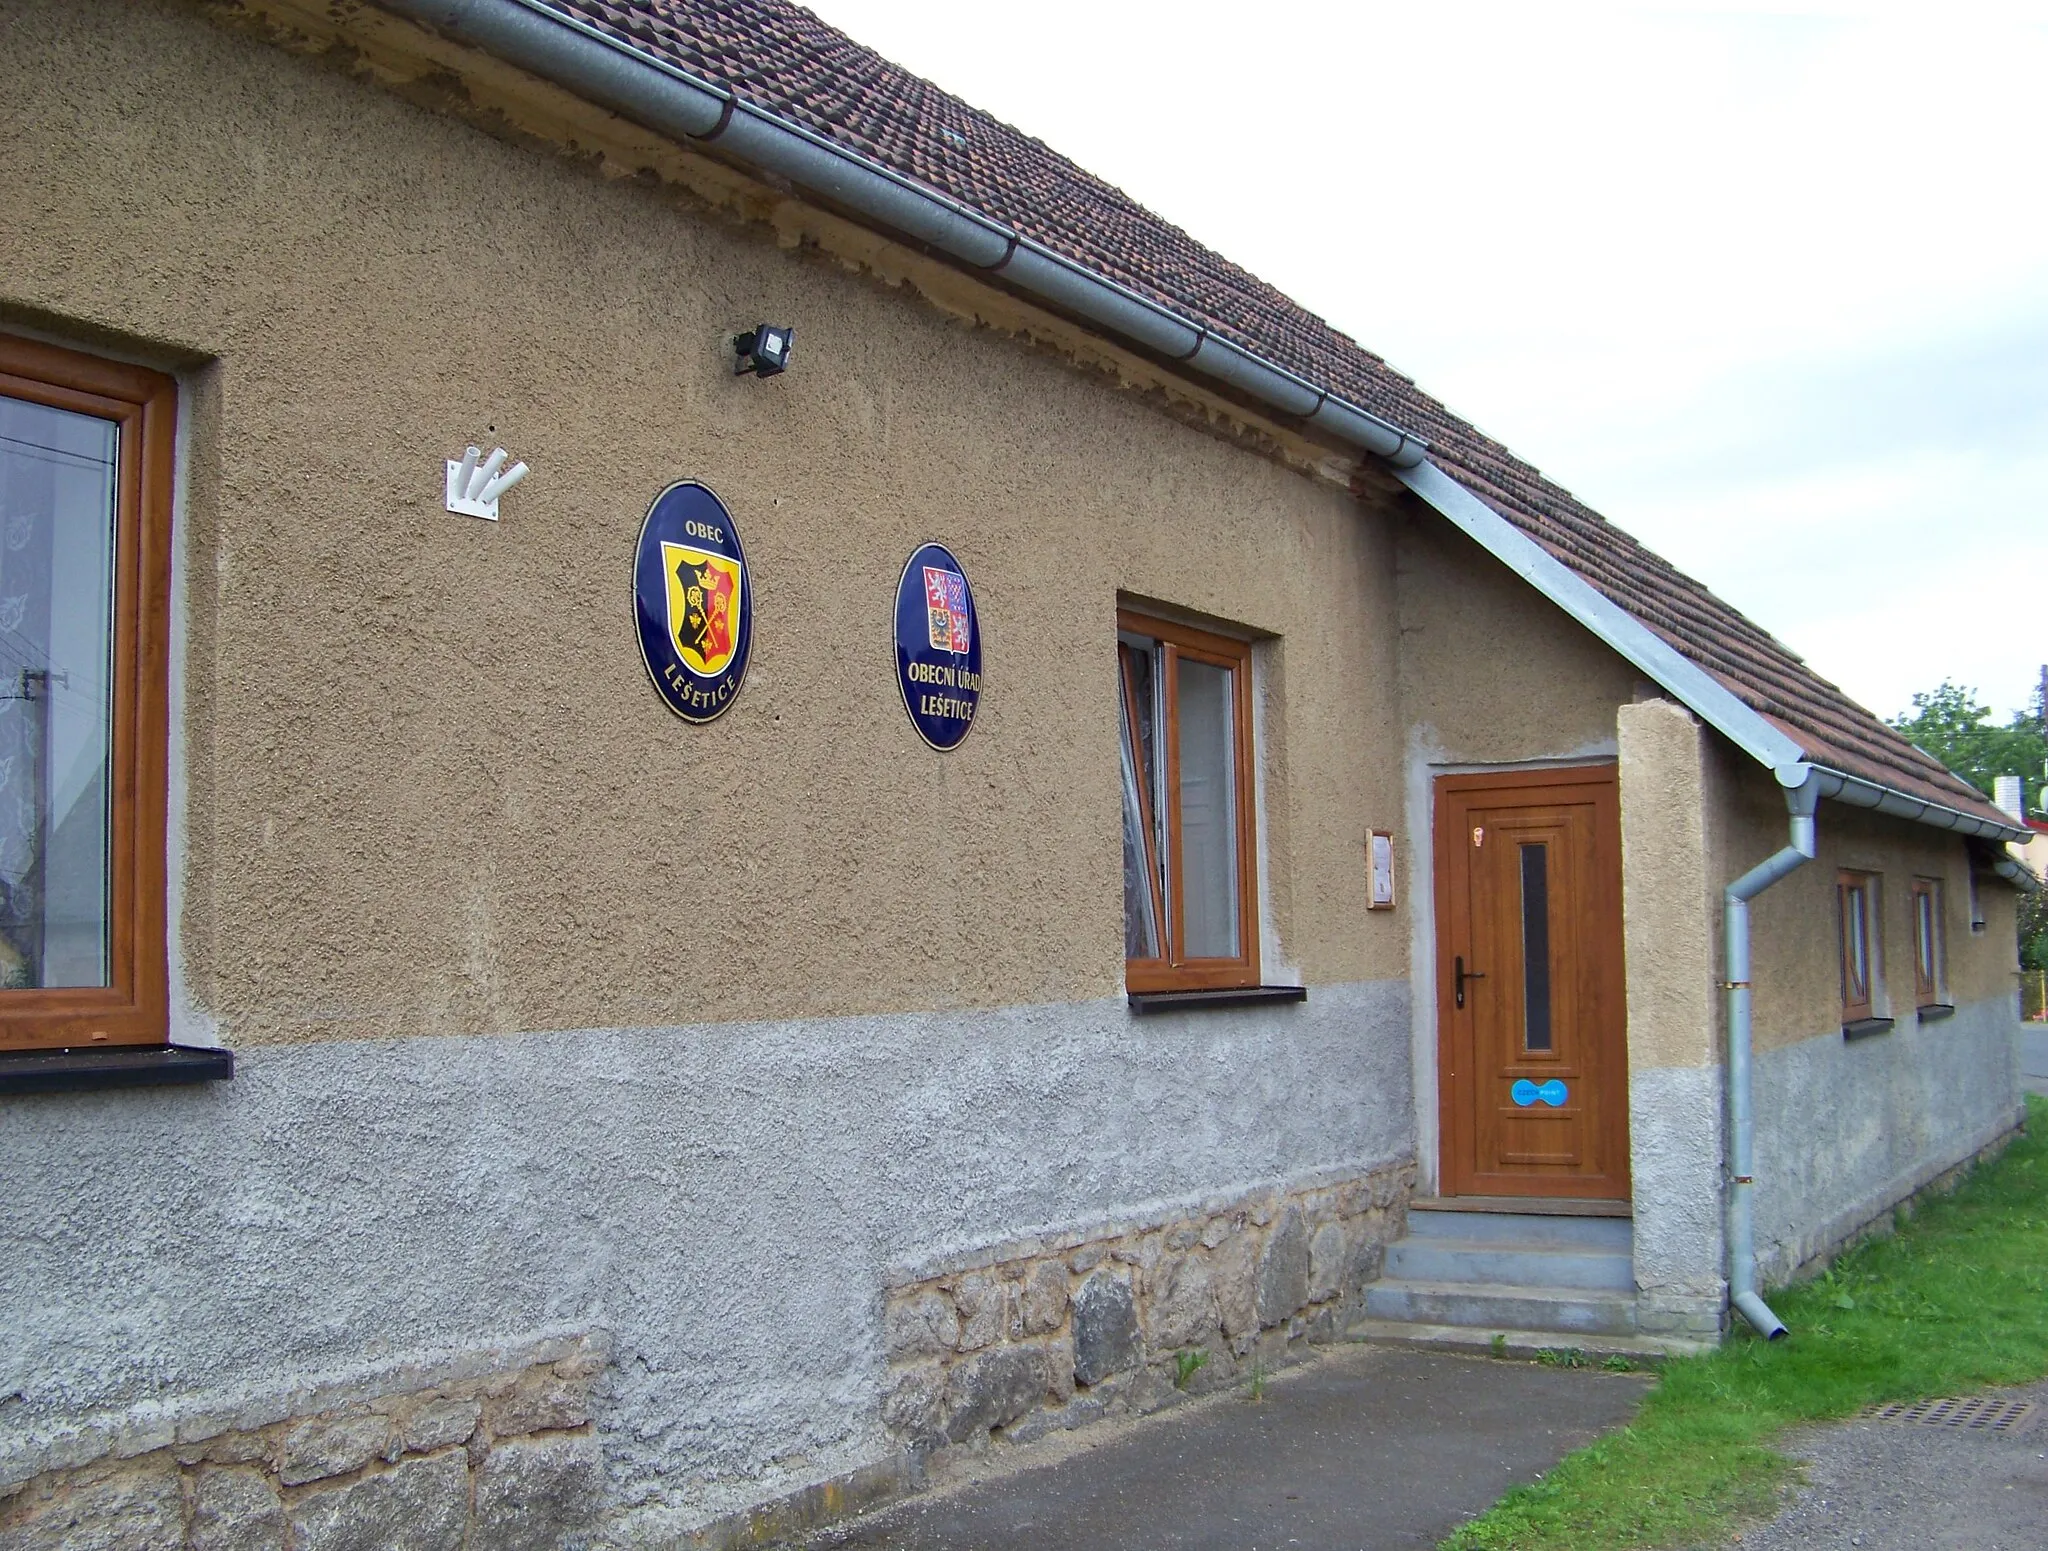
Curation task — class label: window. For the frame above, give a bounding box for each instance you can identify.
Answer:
[1117,610,1257,992]
[1910,876,1946,1010]
[0,335,174,1051]
[1837,869,1879,1027]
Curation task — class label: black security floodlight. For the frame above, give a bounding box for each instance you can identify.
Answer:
[734,324,794,377]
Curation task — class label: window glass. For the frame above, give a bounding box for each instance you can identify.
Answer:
[1117,615,1256,989]
[1519,842,1552,1052]
[1176,657,1239,959]
[1845,886,1868,998]
[0,395,116,989]
[1117,651,1160,960]
[1911,878,1943,1004]
[1839,871,1877,1022]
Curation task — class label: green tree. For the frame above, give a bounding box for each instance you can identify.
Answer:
[2022,891,2048,974]
[1889,681,2047,807]
[1891,680,2047,973]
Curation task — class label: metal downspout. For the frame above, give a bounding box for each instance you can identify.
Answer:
[1723,766,1821,1339]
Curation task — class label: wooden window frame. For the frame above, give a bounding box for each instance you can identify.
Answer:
[0,334,174,1052]
[1118,609,1259,993]
[1837,869,1877,1026]
[1909,876,1944,1009]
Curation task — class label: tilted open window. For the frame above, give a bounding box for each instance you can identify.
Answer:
[1910,875,1950,1017]
[0,335,173,1051]
[1117,610,1258,993]
[1837,868,1883,1033]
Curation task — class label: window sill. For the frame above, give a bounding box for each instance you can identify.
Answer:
[1842,1017,1896,1042]
[1916,1003,1956,1023]
[1126,985,1307,1015]
[0,1043,233,1096]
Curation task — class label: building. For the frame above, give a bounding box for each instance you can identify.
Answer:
[0,1,2033,1545]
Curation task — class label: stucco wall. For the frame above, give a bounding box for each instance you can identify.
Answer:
[1394,513,1643,773]
[1616,701,1724,1338]
[0,0,1431,1535]
[0,986,1415,1537]
[1707,751,2022,1053]
[1393,508,1645,1193]
[1751,992,2022,1283]
[1,0,1408,1048]
[1680,739,2025,1299]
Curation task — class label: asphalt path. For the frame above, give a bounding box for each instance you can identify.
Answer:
[805,1345,1650,1551]
[1731,1376,2048,1551]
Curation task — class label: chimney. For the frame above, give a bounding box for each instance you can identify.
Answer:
[1994,774,2025,819]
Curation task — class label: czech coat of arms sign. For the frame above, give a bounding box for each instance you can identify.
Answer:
[893,542,982,750]
[634,482,752,723]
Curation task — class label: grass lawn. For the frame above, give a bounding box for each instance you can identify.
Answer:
[1443,1093,2048,1550]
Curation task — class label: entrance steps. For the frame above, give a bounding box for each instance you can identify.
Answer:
[1351,1203,1694,1358]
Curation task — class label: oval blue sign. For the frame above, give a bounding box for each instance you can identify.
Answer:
[1511,1078,1569,1108]
[894,542,982,750]
[634,482,752,724]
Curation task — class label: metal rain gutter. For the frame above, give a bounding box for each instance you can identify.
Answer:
[379,0,2037,855]
[1801,764,2031,845]
[1990,854,2044,892]
[376,0,1429,469]
[378,0,2048,1351]
[1719,759,2031,1339]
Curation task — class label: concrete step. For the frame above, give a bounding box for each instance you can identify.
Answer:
[1385,1237,1634,1292]
[1405,1209,1631,1251]
[1346,1319,1709,1361]
[1362,1279,1639,1337]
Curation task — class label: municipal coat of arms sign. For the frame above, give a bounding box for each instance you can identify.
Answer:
[893,542,982,750]
[634,482,752,723]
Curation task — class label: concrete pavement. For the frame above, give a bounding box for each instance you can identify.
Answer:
[802,1344,1651,1550]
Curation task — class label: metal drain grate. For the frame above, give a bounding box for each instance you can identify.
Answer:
[1859,1395,2037,1432]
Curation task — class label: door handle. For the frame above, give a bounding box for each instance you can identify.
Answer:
[1454,955,1485,1010]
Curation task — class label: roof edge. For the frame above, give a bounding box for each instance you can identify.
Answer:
[1401,462,2029,844]
[373,0,1430,467]
[374,1,2026,853]
[1798,764,2033,846]
[1395,459,1807,771]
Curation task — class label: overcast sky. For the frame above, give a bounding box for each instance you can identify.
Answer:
[803,0,2048,724]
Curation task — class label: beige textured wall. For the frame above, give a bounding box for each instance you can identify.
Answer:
[1395,514,1643,765]
[2,0,1408,1043]
[1706,749,2019,1054]
[1617,701,1717,1070]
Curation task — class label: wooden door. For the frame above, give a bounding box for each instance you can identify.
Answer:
[1435,766,1629,1200]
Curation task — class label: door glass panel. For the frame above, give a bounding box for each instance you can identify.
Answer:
[0,395,117,988]
[1176,657,1239,959]
[1519,842,1552,1052]
[1117,650,1160,959]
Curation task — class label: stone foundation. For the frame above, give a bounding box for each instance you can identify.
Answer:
[0,1337,606,1551]
[877,1160,1412,1461]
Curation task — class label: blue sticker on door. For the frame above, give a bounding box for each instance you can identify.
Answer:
[894,542,982,750]
[1511,1078,1569,1108]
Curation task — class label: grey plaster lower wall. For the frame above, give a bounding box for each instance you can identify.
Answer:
[1626,1064,1726,1339]
[1752,994,2023,1285]
[0,982,1411,1534]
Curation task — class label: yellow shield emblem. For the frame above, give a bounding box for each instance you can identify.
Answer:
[662,542,745,677]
